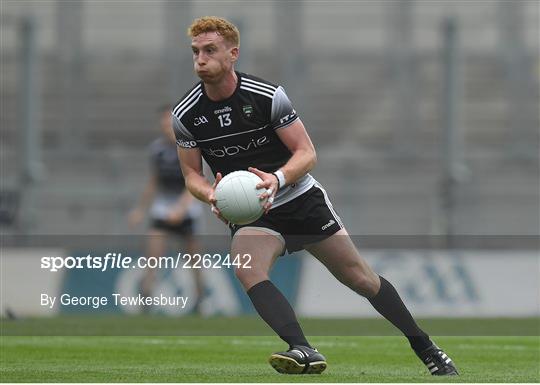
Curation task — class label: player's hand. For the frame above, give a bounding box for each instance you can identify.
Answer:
[248,167,278,213]
[128,208,145,229]
[208,172,229,225]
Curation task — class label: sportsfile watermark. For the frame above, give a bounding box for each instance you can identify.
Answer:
[40,252,252,272]
[1,235,538,337]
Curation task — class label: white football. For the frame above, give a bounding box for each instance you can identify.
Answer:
[215,170,267,225]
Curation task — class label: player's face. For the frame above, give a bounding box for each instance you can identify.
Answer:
[160,110,175,143]
[191,32,238,83]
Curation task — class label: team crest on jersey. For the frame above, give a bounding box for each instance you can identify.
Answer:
[242,105,253,117]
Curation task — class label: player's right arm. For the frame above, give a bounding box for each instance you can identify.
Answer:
[177,147,227,224]
[176,147,215,205]
[173,111,228,223]
[171,113,213,204]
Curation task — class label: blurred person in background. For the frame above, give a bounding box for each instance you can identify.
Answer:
[174,16,458,376]
[129,105,205,313]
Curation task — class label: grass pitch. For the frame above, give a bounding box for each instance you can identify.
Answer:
[1,317,539,382]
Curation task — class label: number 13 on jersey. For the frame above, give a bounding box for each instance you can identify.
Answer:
[218,113,232,127]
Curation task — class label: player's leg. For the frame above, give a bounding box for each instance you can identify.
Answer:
[232,227,308,345]
[306,229,381,296]
[304,228,458,375]
[304,228,429,346]
[231,227,283,290]
[232,227,326,374]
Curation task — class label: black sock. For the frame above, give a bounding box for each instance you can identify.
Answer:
[368,276,432,352]
[247,280,311,348]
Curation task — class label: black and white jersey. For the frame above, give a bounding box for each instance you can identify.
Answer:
[149,137,186,194]
[172,71,315,208]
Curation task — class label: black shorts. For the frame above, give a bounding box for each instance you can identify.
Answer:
[151,217,195,236]
[230,184,343,253]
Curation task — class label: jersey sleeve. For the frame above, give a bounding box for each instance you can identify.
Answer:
[270,86,299,130]
[172,114,198,148]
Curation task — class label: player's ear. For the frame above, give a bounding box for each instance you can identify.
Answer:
[230,46,239,63]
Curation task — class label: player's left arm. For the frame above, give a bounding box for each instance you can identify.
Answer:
[274,119,317,183]
[249,119,316,210]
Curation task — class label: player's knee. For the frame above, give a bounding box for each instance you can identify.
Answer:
[348,272,379,297]
[234,266,267,287]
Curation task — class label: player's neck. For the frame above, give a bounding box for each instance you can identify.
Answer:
[204,71,238,102]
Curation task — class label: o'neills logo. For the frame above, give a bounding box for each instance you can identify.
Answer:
[214,106,232,115]
[321,219,335,230]
[203,136,269,157]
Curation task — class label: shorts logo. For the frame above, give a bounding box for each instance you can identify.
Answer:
[321,219,335,230]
